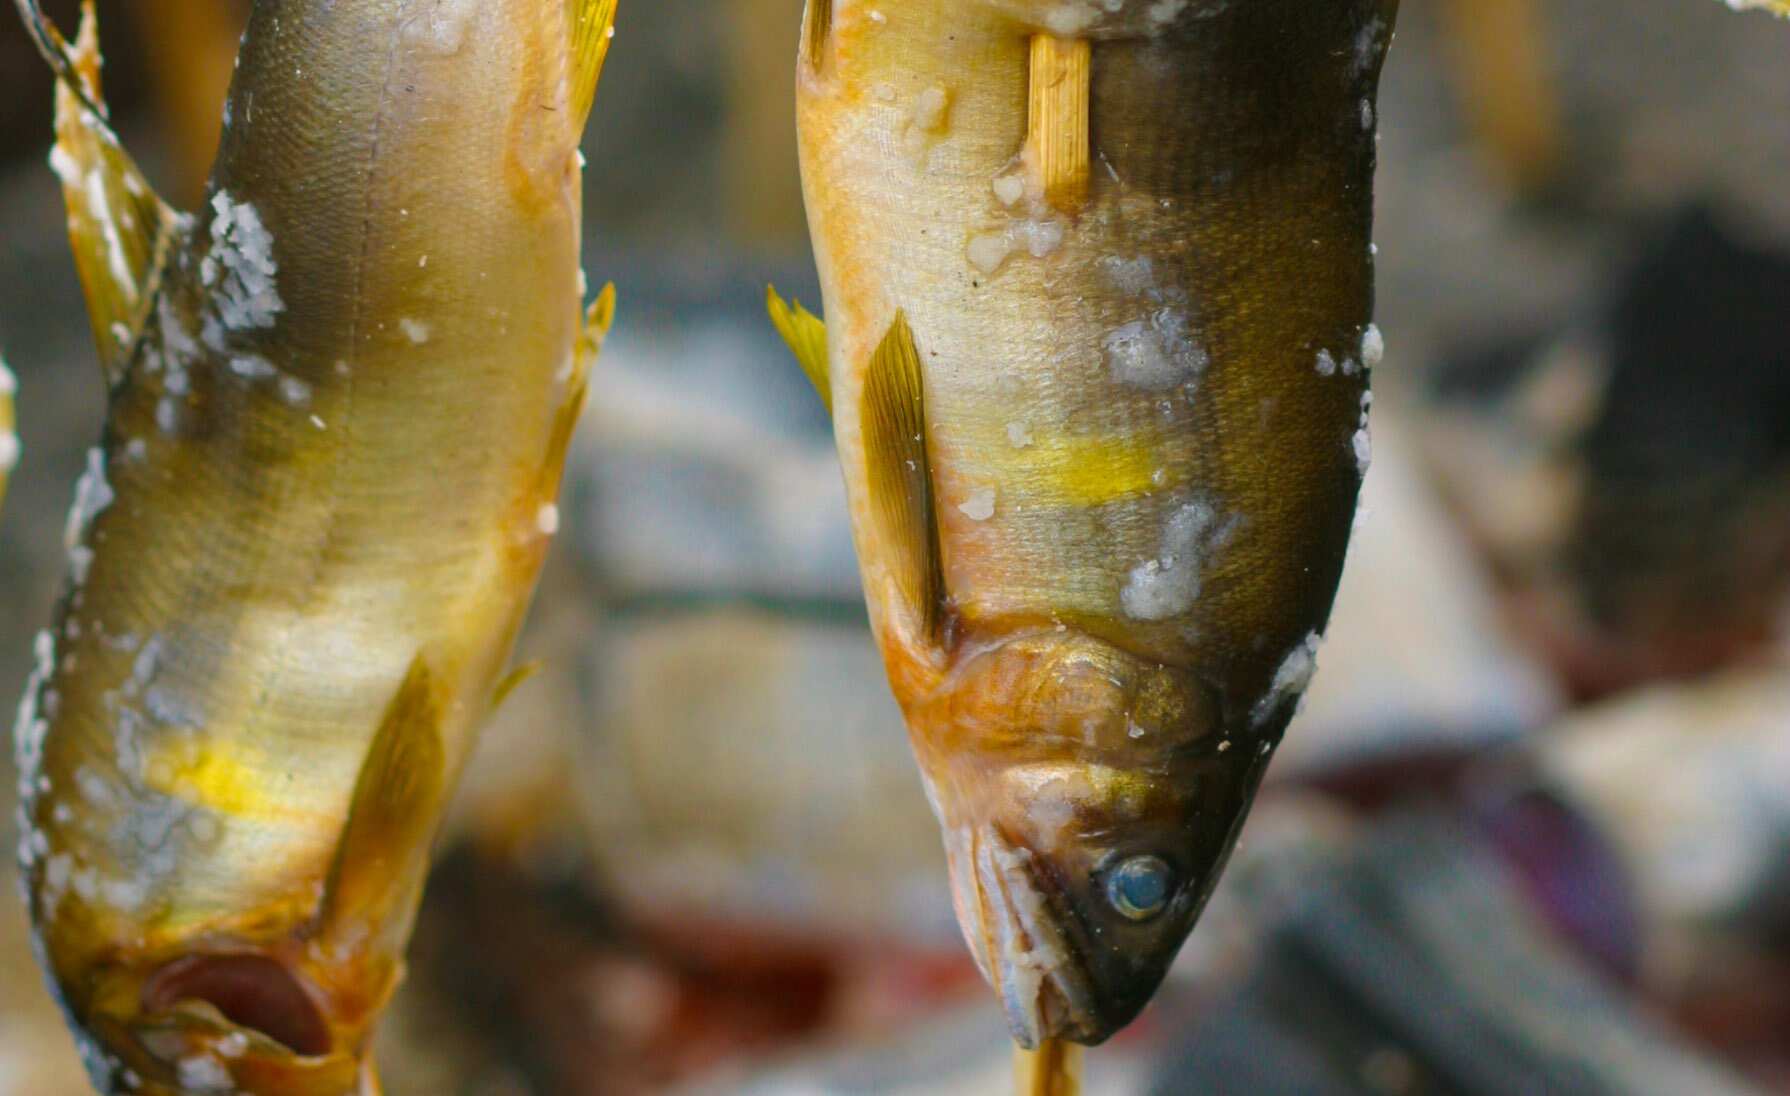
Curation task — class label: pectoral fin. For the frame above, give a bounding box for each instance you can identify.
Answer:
[25,1,180,385]
[319,657,449,956]
[568,0,619,130]
[767,286,831,412]
[862,312,947,644]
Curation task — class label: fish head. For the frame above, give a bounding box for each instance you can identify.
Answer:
[912,632,1270,1047]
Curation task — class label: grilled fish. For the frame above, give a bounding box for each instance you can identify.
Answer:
[776,0,1397,1049]
[12,1,616,1091]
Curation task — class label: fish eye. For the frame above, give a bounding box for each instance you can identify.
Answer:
[1105,854,1175,922]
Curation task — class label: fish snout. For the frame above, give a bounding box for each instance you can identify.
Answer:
[86,952,371,1094]
[947,823,1138,1048]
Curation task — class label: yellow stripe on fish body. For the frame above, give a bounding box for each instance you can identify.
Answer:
[962,427,1179,511]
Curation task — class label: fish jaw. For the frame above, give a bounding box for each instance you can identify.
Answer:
[47,944,386,1094]
[942,821,1102,1048]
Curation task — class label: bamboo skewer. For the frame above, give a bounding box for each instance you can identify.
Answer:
[125,0,245,205]
[1016,1038,1085,1096]
[725,0,810,246]
[1026,35,1093,213]
[1438,0,1564,195]
[1013,38,1092,1096]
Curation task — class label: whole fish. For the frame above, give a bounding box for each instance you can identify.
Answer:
[11,1,616,1092]
[775,0,1397,1050]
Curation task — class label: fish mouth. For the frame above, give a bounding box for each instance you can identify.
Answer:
[947,824,1103,1048]
[102,951,371,1094]
[142,952,334,1059]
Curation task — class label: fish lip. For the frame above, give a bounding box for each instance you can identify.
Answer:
[961,824,1105,1048]
[140,951,335,1059]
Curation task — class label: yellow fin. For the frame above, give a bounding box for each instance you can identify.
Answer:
[568,0,619,131]
[491,660,543,712]
[862,312,947,643]
[319,657,449,954]
[557,283,614,468]
[27,1,180,384]
[585,280,618,351]
[767,286,831,412]
[0,356,14,520]
[527,282,612,514]
[802,0,833,71]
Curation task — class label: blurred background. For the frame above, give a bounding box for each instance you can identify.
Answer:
[3,0,1789,1092]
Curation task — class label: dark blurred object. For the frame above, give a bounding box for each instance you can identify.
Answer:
[1422,205,1790,701]
[1151,812,1754,1096]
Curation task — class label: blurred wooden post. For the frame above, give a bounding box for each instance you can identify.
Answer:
[724,0,811,249]
[1438,0,1565,196]
[125,0,246,205]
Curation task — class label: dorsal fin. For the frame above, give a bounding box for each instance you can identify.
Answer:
[766,285,832,412]
[861,312,947,645]
[318,657,449,958]
[24,0,181,385]
[568,0,619,131]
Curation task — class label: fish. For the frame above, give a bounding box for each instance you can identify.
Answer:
[775,0,1398,1050]
[11,1,617,1092]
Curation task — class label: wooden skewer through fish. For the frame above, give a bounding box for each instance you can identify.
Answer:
[1026,35,1091,213]
[1016,1038,1083,1096]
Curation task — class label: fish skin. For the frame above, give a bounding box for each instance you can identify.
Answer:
[12,1,616,1092]
[794,0,1397,1047]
